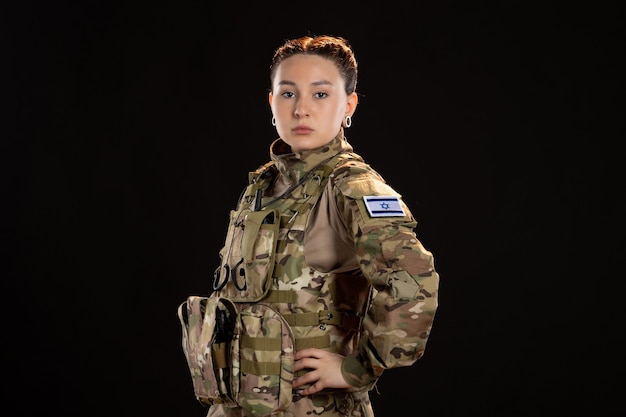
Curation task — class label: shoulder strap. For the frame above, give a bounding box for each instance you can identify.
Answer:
[235,162,278,210]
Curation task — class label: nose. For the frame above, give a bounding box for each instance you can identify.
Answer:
[294,97,310,118]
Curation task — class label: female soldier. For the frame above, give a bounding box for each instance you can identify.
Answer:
[184,35,439,417]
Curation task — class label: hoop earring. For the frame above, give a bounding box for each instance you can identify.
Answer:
[343,115,352,128]
[271,117,276,126]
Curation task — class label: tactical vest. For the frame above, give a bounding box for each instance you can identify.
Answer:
[212,150,366,302]
[178,151,374,412]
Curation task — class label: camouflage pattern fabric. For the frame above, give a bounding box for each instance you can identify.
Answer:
[194,130,439,416]
[178,296,238,406]
[231,303,295,415]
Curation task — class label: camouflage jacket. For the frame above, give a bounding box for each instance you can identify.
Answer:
[209,130,439,413]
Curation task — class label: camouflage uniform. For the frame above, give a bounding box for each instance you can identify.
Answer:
[205,130,439,417]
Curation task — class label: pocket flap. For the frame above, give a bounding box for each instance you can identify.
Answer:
[241,209,279,261]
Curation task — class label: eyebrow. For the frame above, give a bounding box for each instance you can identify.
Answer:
[277,80,333,87]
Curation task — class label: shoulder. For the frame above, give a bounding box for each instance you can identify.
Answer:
[332,158,400,199]
[331,156,415,223]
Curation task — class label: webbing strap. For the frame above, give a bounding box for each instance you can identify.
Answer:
[283,310,361,330]
[302,167,333,197]
[240,334,281,351]
[239,334,331,376]
[295,334,330,350]
[262,290,297,303]
[240,333,330,351]
[241,359,281,375]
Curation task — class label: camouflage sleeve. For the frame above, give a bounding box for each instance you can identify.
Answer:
[333,164,440,388]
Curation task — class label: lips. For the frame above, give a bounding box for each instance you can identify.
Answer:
[292,126,313,134]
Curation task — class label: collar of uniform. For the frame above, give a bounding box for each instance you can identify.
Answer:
[269,129,354,186]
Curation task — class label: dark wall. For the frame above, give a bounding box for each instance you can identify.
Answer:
[4,2,623,416]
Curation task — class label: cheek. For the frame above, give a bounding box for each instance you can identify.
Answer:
[333,108,346,124]
[273,103,292,119]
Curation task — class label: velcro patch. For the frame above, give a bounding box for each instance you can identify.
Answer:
[363,195,406,217]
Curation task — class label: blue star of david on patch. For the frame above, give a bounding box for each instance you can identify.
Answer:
[363,195,406,217]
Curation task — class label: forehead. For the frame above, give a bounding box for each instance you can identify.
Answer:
[274,54,341,83]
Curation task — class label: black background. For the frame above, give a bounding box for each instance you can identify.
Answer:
[3,1,624,416]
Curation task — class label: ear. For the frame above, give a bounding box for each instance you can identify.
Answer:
[345,92,358,117]
[268,91,273,107]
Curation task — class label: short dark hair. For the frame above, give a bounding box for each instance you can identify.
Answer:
[269,35,358,95]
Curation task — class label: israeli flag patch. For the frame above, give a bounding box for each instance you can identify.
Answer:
[363,195,406,218]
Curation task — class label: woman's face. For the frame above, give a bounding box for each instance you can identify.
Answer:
[269,54,357,152]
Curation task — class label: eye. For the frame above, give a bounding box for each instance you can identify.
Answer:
[280,91,295,98]
[314,92,328,99]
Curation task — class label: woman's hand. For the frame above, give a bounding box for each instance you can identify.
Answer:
[292,348,354,395]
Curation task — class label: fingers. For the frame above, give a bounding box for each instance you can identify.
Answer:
[293,371,326,395]
[295,383,322,396]
[292,370,319,389]
[291,350,351,395]
[293,350,324,392]
[294,347,324,360]
[293,348,325,373]
[293,356,320,372]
